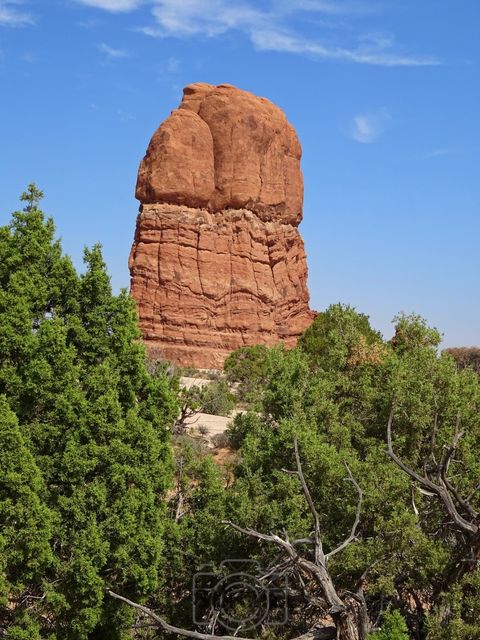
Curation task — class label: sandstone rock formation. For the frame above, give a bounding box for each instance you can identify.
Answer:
[130,83,314,369]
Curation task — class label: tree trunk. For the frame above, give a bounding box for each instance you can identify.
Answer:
[439,533,480,594]
[333,597,369,640]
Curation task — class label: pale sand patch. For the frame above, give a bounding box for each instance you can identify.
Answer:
[179,376,213,390]
[183,410,242,438]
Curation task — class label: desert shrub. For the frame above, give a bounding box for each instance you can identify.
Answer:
[181,365,201,377]
[198,423,210,436]
[201,379,236,416]
[211,432,231,449]
[226,411,263,449]
[224,344,270,405]
[206,369,221,380]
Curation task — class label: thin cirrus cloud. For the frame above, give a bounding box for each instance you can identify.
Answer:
[424,148,454,159]
[75,0,440,68]
[77,0,142,11]
[351,109,391,143]
[97,42,129,59]
[251,30,438,67]
[0,1,34,26]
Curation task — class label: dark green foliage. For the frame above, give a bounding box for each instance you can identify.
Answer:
[212,306,480,638]
[20,183,44,211]
[159,440,229,628]
[0,188,178,639]
[426,570,480,639]
[0,396,53,638]
[298,303,384,371]
[390,312,441,354]
[224,344,270,405]
[201,379,236,416]
[369,610,409,640]
[3,188,480,640]
[177,379,236,428]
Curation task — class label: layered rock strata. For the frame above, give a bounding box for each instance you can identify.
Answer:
[130,83,313,368]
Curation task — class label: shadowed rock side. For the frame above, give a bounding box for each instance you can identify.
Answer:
[130,83,314,368]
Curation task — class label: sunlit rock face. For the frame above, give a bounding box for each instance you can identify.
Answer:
[130,83,313,368]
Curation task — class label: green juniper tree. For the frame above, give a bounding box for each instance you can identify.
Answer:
[165,307,480,640]
[0,396,53,639]
[19,183,44,211]
[0,187,178,639]
[3,188,480,640]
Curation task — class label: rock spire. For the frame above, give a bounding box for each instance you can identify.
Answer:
[129,83,313,368]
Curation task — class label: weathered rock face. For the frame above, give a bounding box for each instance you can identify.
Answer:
[130,83,313,368]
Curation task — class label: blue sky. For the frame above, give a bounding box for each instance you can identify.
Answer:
[0,0,478,346]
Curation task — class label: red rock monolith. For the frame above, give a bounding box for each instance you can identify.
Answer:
[130,83,314,368]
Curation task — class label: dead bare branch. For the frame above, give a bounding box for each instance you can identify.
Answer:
[435,416,478,520]
[293,437,325,565]
[387,405,478,535]
[174,457,187,522]
[326,463,363,560]
[109,437,369,640]
[222,441,370,640]
[428,398,439,465]
[107,590,336,640]
[467,483,480,503]
[222,521,296,558]
[108,590,253,640]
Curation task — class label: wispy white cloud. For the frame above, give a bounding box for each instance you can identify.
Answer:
[0,1,34,26]
[153,56,181,79]
[21,51,37,63]
[80,0,440,68]
[164,56,180,73]
[351,109,391,143]
[117,108,135,121]
[251,29,437,66]
[77,0,142,11]
[424,148,454,159]
[78,17,101,28]
[97,42,129,59]
[151,0,263,38]
[273,0,382,17]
